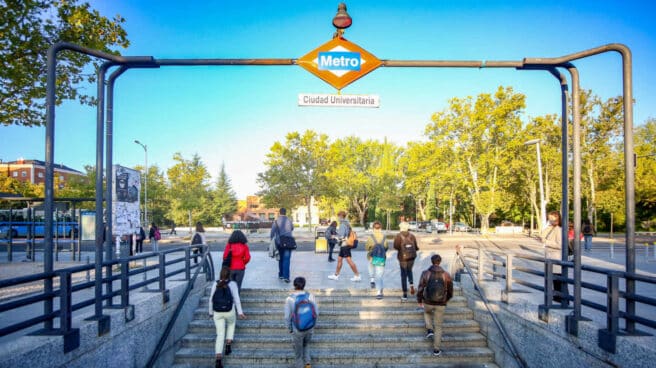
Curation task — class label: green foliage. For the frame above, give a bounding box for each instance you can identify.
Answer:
[0,0,129,126]
[198,163,237,225]
[166,153,210,227]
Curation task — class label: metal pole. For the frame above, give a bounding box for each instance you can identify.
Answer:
[7,207,12,262]
[134,140,148,227]
[536,142,546,229]
[570,66,583,328]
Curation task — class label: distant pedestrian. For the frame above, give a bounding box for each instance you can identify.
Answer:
[582,219,595,252]
[271,208,295,283]
[417,254,453,357]
[327,211,361,282]
[170,221,177,235]
[542,211,567,303]
[365,221,388,299]
[210,267,246,368]
[284,277,318,368]
[223,230,252,293]
[190,222,206,264]
[567,222,582,256]
[135,226,145,253]
[148,223,161,252]
[394,222,419,301]
[325,221,338,262]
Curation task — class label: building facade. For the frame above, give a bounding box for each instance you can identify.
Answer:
[0,158,83,188]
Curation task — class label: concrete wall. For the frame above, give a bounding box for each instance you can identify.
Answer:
[0,276,208,368]
[459,275,656,368]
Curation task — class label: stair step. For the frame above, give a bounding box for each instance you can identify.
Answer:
[180,331,488,349]
[187,318,481,334]
[198,295,469,308]
[214,287,463,297]
[173,363,499,368]
[194,306,474,320]
[174,346,495,365]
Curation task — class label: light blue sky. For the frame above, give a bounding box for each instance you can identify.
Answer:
[2,0,655,198]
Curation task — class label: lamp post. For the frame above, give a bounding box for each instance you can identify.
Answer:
[524,139,546,232]
[134,140,148,226]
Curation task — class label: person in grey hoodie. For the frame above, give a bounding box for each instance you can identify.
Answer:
[284,277,319,368]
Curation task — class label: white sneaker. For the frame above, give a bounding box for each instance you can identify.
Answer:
[328,274,339,280]
[350,275,362,282]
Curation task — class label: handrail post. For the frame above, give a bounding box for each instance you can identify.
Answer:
[539,260,554,322]
[598,272,620,353]
[506,254,513,292]
[120,258,129,308]
[158,253,169,304]
[185,247,191,281]
[59,271,80,353]
[478,247,484,282]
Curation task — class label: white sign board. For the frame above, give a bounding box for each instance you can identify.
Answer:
[112,165,141,236]
[298,93,380,108]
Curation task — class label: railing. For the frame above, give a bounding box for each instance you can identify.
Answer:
[0,244,212,353]
[458,244,656,354]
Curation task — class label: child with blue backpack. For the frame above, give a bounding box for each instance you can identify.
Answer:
[284,277,319,368]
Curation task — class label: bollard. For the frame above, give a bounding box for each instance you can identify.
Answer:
[610,239,614,259]
[653,242,656,262]
[85,256,91,283]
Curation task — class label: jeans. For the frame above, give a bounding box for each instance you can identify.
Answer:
[151,239,159,252]
[292,329,313,368]
[278,249,292,280]
[213,307,236,355]
[328,241,336,260]
[230,269,245,293]
[423,304,446,350]
[368,262,385,295]
[583,235,593,251]
[399,261,415,296]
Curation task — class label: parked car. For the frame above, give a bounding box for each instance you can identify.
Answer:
[453,222,471,232]
[407,221,418,231]
[417,221,433,233]
[431,221,447,233]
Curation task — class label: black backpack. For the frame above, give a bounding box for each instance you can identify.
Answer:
[399,234,417,261]
[191,233,202,245]
[423,270,447,304]
[212,283,234,312]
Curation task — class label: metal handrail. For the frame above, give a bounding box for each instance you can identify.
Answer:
[0,244,208,341]
[459,244,656,352]
[146,246,214,368]
[455,248,527,368]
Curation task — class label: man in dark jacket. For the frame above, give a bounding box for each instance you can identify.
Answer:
[416,254,453,357]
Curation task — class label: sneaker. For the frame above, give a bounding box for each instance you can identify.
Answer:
[350,275,362,282]
[400,296,408,302]
[328,274,339,280]
[426,329,434,339]
[410,285,416,295]
[433,349,441,356]
[224,344,232,356]
[284,279,290,283]
[370,280,376,289]
[376,293,383,300]
[279,276,284,280]
[304,364,312,368]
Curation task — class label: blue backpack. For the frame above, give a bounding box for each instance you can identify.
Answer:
[292,292,317,331]
[370,235,386,266]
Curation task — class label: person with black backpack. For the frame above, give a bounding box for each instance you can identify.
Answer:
[284,277,318,368]
[393,222,419,301]
[365,221,388,299]
[416,254,453,357]
[209,267,246,368]
[582,219,595,252]
[190,222,206,264]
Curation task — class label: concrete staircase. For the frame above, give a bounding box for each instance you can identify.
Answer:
[172,285,499,368]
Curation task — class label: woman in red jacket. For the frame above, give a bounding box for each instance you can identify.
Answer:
[223,230,251,293]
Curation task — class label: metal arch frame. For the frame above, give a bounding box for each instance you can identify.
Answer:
[43,42,634,339]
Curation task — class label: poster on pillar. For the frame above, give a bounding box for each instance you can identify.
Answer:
[112,165,141,236]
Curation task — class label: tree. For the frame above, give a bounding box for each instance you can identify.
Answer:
[167,153,210,231]
[257,130,330,228]
[200,163,237,225]
[1,0,129,126]
[425,86,526,232]
[634,118,656,230]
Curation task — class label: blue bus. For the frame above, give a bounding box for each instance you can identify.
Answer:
[0,209,79,239]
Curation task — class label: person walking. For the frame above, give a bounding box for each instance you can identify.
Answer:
[416,254,453,357]
[365,221,388,299]
[271,208,295,283]
[393,222,419,301]
[542,211,567,303]
[135,226,146,253]
[223,230,252,293]
[210,267,246,368]
[582,219,595,252]
[327,211,361,282]
[148,222,160,252]
[325,221,338,262]
[284,277,318,368]
[190,221,207,264]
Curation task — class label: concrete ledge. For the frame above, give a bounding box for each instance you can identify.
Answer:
[459,276,656,368]
[0,276,208,368]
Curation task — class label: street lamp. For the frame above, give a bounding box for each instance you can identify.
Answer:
[524,139,546,232]
[134,140,148,226]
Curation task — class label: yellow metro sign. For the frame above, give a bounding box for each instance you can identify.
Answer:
[298,37,382,90]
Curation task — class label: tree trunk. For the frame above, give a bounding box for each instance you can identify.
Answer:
[480,213,491,233]
[306,196,312,230]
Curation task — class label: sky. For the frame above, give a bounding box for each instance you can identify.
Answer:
[2,0,655,198]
